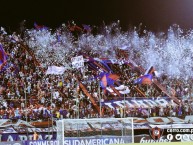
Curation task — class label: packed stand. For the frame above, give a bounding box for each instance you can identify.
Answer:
[0,23,192,123]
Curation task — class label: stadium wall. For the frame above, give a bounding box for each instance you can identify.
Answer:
[110,142,193,145]
[0,139,193,145]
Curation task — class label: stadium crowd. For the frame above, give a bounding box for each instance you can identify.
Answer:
[0,25,193,123]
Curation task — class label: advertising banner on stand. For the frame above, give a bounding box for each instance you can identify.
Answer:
[0,141,23,145]
[25,140,59,145]
[102,97,173,109]
[63,136,132,145]
[0,133,56,142]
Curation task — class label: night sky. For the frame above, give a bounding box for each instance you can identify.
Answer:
[1,0,193,32]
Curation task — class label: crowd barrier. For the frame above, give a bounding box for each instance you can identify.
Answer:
[24,140,59,145]
[0,140,58,145]
[110,142,193,145]
[0,141,23,145]
[0,140,193,145]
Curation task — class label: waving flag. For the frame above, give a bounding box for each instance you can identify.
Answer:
[99,72,119,94]
[100,72,119,94]
[0,45,6,63]
[0,44,8,70]
[0,44,8,73]
[46,66,66,75]
[99,72,120,96]
[82,24,91,32]
[134,74,153,85]
[34,22,48,30]
[100,74,108,89]
[69,25,82,32]
[100,60,113,73]
[144,66,160,77]
[145,66,155,75]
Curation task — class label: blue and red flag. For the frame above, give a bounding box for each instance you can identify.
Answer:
[82,24,91,32]
[34,22,48,30]
[0,44,8,71]
[100,73,117,88]
[145,66,155,75]
[100,60,113,73]
[134,74,153,85]
[68,25,82,32]
[0,45,7,63]
[100,72,119,94]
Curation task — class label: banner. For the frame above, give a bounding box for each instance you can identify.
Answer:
[63,136,132,145]
[102,97,173,109]
[25,140,59,145]
[134,135,171,143]
[0,133,56,142]
[71,55,84,68]
[46,66,66,75]
[0,141,23,145]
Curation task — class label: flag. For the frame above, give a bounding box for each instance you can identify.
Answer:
[108,74,120,81]
[0,44,8,71]
[0,44,7,63]
[82,24,91,32]
[100,60,113,73]
[119,86,130,94]
[145,66,155,75]
[46,66,66,75]
[34,22,48,30]
[100,74,107,89]
[87,62,98,71]
[134,74,153,85]
[69,25,82,32]
[100,72,119,89]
